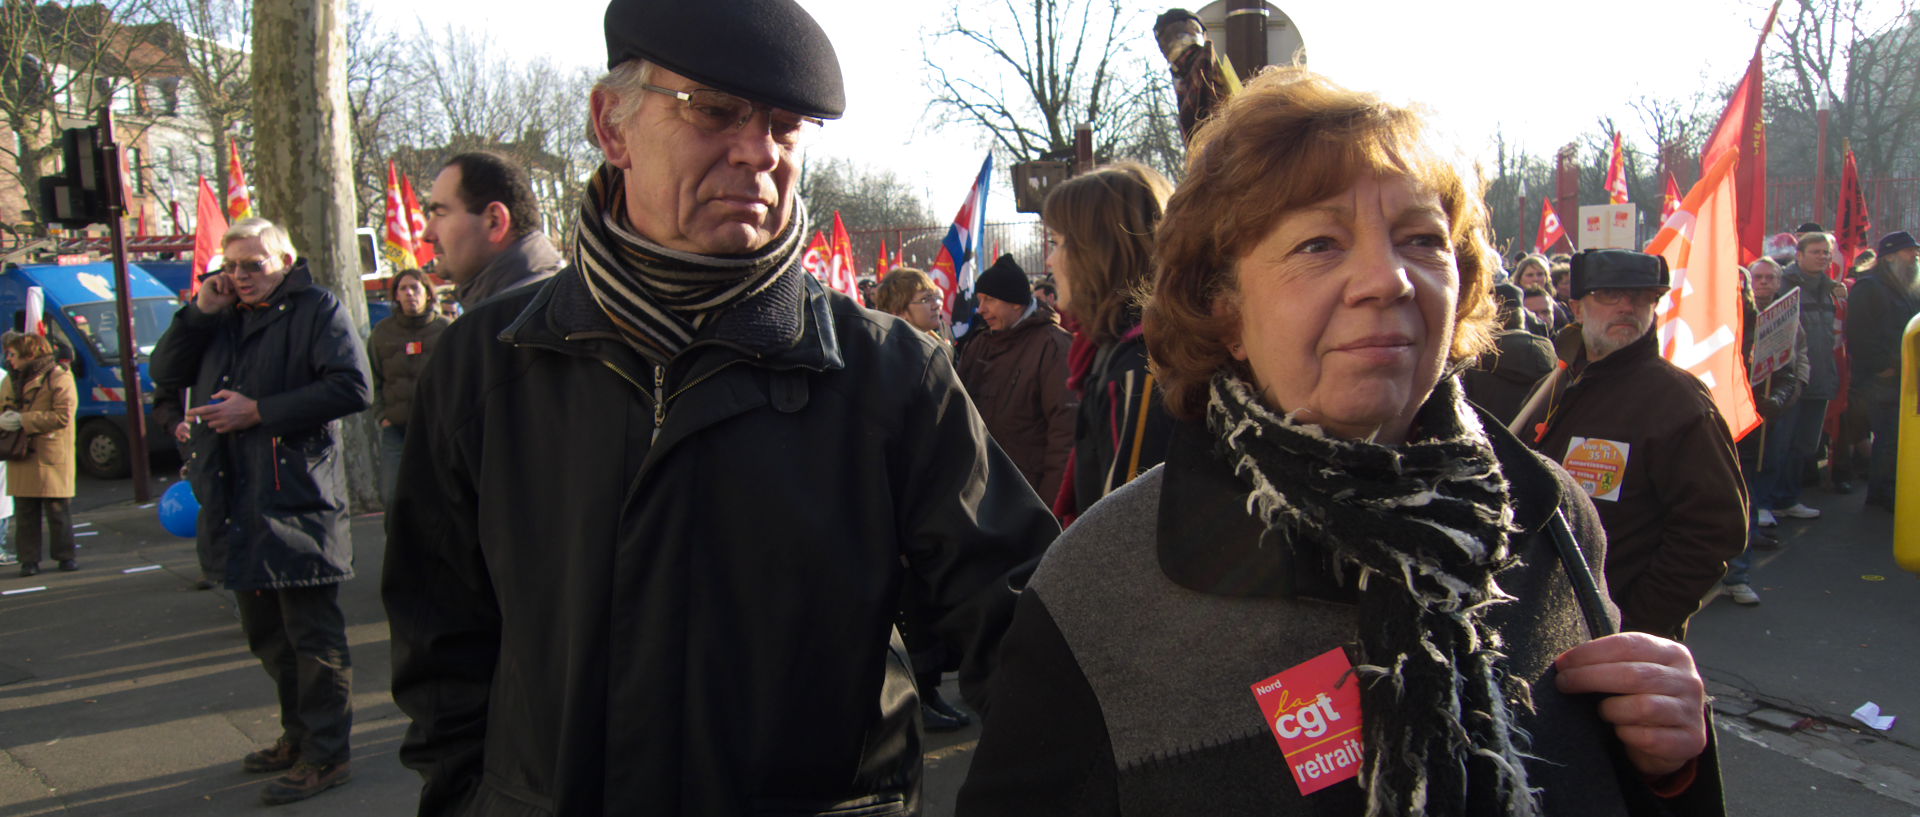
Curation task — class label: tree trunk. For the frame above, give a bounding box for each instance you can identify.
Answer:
[251,0,381,513]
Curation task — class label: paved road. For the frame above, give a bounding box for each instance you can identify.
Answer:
[2,475,1916,815]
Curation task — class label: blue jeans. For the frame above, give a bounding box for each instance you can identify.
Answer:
[1754,411,1799,510]
[379,425,406,508]
[1772,398,1829,508]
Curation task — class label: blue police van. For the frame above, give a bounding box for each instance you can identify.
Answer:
[0,260,179,478]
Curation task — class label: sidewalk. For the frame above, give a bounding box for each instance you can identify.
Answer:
[0,492,983,816]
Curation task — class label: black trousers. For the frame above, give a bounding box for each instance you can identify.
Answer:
[235,584,353,765]
[14,497,74,564]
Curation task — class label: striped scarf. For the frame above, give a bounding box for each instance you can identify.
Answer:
[571,163,807,362]
[1207,374,1540,817]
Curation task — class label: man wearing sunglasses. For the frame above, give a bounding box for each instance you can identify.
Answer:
[382,1,1058,815]
[1520,249,1748,642]
[150,217,373,805]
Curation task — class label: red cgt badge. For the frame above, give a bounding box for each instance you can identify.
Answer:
[1250,647,1364,796]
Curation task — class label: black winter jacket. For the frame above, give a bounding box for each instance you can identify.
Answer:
[958,412,1725,816]
[150,265,373,590]
[383,268,1058,816]
[1064,329,1170,519]
[1844,267,1920,404]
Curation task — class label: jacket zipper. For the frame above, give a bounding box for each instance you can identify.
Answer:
[271,437,282,491]
[652,365,666,440]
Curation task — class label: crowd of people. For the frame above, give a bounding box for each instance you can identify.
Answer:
[9,0,1916,813]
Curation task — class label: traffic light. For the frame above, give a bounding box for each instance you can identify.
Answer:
[37,126,114,228]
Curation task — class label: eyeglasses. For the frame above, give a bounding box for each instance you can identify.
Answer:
[640,84,822,146]
[1585,288,1664,307]
[218,259,274,277]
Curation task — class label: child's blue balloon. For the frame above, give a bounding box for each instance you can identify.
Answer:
[158,481,198,538]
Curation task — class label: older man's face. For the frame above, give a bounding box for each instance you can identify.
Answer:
[597,65,803,255]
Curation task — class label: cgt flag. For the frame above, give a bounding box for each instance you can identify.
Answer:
[1535,199,1567,254]
[190,176,229,297]
[1835,149,1870,271]
[383,161,419,270]
[401,173,435,266]
[226,142,253,221]
[1662,171,1682,226]
[1604,132,1630,205]
[827,211,864,305]
[1647,148,1761,441]
[932,153,993,337]
[1702,0,1783,265]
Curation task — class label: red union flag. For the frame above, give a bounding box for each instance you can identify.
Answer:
[1535,199,1567,253]
[382,161,419,270]
[1646,149,1760,440]
[1604,132,1630,205]
[1662,171,1682,225]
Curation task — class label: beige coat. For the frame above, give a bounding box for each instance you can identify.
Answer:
[3,365,77,498]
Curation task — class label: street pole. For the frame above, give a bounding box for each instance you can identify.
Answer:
[1814,101,1831,226]
[1224,0,1269,81]
[97,108,153,503]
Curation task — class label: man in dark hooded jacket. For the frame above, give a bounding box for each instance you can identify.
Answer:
[150,217,373,805]
[381,2,1059,815]
[1845,231,1920,510]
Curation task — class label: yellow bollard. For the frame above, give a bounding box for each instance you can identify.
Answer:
[1898,313,1920,574]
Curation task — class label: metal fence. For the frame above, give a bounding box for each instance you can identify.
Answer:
[1767,178,1920,239]
[847,221,1048,282]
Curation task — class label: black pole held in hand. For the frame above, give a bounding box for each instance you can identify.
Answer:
[1549,509,1617,639]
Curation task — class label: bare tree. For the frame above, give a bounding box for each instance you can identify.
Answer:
[144,0,251,213]
[1770,0,1920,181]
[922,0,1165,165]
[800,157,932,230]
[0,0,161,232]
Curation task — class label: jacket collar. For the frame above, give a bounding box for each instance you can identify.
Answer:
[457,231,565,307]
[1155,401,1562,600]
[499,266,844,376]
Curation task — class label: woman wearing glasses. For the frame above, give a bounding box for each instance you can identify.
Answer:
[872,267,948,345]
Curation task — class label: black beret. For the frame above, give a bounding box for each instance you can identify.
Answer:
[1877,230,1918,255]
[1570,249,1670,300]
[604,0,846,120]
[974,254,1032,308]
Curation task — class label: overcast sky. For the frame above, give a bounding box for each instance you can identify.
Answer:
[381,0,1867,221]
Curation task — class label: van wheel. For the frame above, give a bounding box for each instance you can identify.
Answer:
[77,421,129,479]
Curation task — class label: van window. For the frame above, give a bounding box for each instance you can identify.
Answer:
[63,297,180,364]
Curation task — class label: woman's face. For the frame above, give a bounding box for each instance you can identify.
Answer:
[1044,228,1074,312]
[1227,174,1459,444]
[1518,262,1548,290]
[902,288,943,333]
[2,349,20,370]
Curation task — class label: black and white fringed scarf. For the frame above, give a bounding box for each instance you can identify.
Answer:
[571,163,807,362]
[1207,373,1542,817]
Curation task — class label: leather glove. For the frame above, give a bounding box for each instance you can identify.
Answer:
[0,411,21,431]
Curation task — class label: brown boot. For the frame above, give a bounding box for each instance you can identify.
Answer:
[260,760,351,805]
[240,738,300,774]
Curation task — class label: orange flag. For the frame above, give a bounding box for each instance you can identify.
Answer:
[382,162,419,270]
[876,238,889,279]
[226,142,253,221]
[400,174,434,265]
[1646,148,1760,441]
[1604,132,1630,205]
[190,177,229,297]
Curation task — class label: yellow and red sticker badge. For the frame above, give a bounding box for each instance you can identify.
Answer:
[1249,647,1363,796]
[1562,436,1629,502]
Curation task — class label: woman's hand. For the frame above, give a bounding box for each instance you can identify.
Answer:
[1554,632,1709,779]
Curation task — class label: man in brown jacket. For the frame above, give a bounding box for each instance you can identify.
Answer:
[1519,249,1748,640]
[958,255,1075,505]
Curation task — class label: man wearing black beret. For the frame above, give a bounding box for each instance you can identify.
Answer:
[1845,230,1920,511]
[381,1,1059,814]
[1518,249,1748,640]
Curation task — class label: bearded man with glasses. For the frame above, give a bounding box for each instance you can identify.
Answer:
[1518,249,1748,641]
[150,216,373,805]
[380,1,1058,815]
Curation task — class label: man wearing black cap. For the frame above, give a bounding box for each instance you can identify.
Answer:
[957,254,1075,504]
[1845,230,1920,510]
[1518,249,1748,640]
[382,2,1059,814]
